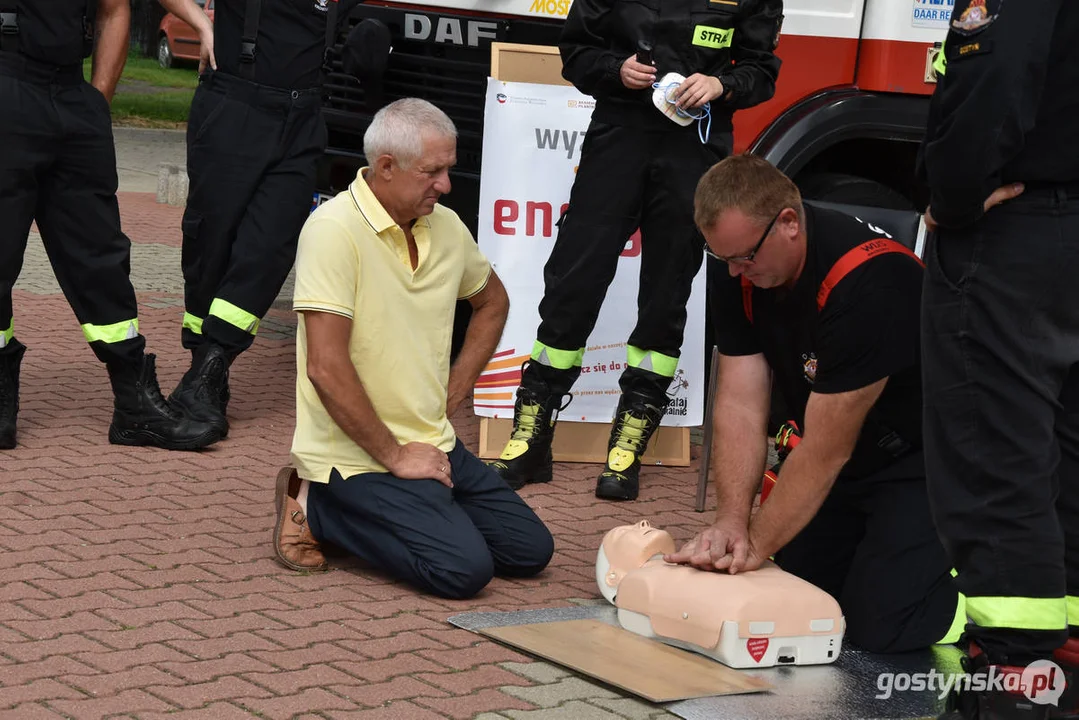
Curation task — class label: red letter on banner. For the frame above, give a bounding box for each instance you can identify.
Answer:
[494,200,518,235]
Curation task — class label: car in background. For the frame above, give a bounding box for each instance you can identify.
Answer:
[157,0,213,69]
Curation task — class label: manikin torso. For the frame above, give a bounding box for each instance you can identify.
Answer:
[596,521,845,669]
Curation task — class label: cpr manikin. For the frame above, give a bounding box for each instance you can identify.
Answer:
[596,520,845,669]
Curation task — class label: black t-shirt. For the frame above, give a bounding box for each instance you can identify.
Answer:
[214,0,331,89]
[711,203,926,480]
[14,0,91,66]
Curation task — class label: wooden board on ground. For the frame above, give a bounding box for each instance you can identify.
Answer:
[482,42,693,467]
[477,619,772,703]
[479,417,690,466]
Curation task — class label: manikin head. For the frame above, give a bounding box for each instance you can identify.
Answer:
[363,98,458,227]
[595,520,676,603]
[694,154,808,290]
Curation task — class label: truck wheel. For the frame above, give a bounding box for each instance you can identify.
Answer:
[797,172,914,211]
[157,35,174,70]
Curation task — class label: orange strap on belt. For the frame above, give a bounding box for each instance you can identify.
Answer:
[741,238,923,322]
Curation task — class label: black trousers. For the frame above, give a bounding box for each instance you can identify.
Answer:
[523,120,727,403]
[306,440,555,599]
[181,70,326,357]
[0,52,144,365]
[774,467,960,654]
[922,188,1079,663]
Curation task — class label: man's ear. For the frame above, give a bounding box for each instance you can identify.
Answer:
[781,207,801,241]
[373,154,395,181]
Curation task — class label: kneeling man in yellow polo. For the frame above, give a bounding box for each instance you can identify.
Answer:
[272,98,555,598]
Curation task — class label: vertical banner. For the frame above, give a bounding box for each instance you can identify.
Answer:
[473,79,706,427]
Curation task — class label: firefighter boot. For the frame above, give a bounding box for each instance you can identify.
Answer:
[595,391,665,502]
[0,340,26,450]
[168,343,231,438]
[488,385,568,491]
[938,646,1066,720]
[107,353,224,450]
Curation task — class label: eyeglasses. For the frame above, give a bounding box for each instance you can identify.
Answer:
[704,209,783,264]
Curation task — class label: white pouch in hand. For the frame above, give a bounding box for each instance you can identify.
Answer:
[651,72,694,127]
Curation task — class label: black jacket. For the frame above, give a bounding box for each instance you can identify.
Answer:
[559,0,783,132]
[918,0,1079,228]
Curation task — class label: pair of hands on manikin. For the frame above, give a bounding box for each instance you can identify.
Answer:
[665,510,768,575]
[620,55,724,110]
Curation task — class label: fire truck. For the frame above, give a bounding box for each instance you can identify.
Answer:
[316,0,951,355]
[317,0,952,229]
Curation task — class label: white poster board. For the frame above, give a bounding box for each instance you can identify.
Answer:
[472,78,707,428]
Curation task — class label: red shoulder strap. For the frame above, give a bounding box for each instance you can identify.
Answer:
[816,238,924,311]
[741,276,754,323]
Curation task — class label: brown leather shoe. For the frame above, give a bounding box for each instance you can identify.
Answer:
[273,467,328,572]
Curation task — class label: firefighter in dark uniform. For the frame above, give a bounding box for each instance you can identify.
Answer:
[919,1,1079,718]
[167,0,361,437]
[490,0,784,502]
[666,154,964,654]
[0,0,223,450]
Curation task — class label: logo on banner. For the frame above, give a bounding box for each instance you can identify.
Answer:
[529,0,573,16]
[912,0,955,29]
[665,370,690,417]
[496,93,507,104]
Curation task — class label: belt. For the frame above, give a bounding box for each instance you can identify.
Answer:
[200,70,321,110]
[0,50,83,85]
[1014,181,1079,197]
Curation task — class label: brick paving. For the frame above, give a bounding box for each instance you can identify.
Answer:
[2,188,716,719]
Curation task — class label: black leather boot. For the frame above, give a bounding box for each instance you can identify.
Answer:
[0,340,27,450]
[168,343,230,438]
[107,353,224,450]
[938,647,1068,720]
[488,380,570,491]
[595,390,666,501]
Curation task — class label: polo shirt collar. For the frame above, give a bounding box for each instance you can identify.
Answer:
[348,168,398,234]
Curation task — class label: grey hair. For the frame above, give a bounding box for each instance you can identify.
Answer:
[363,98,457,168]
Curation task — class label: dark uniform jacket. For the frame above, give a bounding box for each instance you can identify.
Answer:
[918,0,1079,228]
[559,0,783,132]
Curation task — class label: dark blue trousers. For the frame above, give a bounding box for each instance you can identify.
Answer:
[307,440,555,599]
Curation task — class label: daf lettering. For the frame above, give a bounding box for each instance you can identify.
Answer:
[403,13,499,47]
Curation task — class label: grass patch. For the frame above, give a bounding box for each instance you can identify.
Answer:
[83,50,199,89]
[84,50,198,126]
[110,90,195,125]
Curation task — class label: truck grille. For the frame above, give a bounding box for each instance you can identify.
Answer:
[321,4,564,175]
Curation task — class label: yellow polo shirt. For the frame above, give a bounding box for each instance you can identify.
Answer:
[289,169,492,482]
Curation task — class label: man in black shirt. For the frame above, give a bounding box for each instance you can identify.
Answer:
[0,0,223,450]
[489,0,784,503]
[164,0,361,438]
[666,154,963,654]
[918,1,1079,716]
